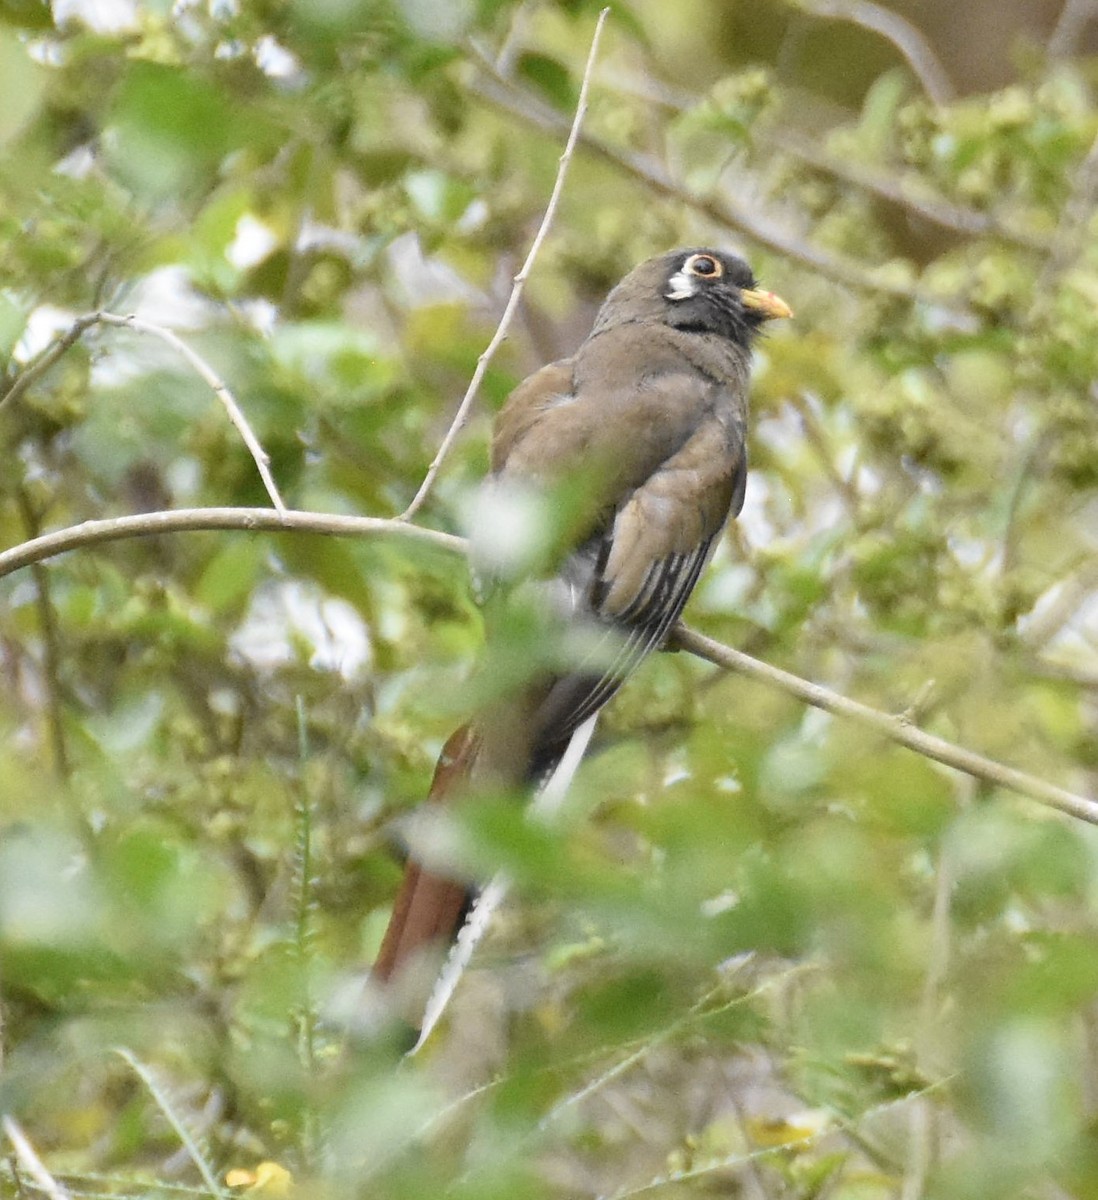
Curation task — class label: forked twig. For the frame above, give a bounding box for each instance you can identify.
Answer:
[400,7,611,521]
[3,311,286,512]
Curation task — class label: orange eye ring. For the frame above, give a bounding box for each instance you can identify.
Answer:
[684,253,722,279]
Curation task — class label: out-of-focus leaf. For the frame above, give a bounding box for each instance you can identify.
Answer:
[0,29,43,144]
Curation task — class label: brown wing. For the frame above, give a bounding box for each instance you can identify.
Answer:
[491,359,576,473]
[526,413,746,770]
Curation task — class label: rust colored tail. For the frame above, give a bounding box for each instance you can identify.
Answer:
[372,725,481,985]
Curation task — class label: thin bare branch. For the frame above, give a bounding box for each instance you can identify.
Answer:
[3,311,286,512]
[672,624,1098,826]
[0,507,465,582]
[1018,558,1098,650]
[1030,659,1098,689]
[400,7,611,522]
[790,0,954,104]
[2,1116,70,1200]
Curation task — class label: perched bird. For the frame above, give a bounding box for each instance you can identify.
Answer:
[373,248,791,1031]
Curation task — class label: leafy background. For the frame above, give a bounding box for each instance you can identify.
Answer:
[3,0,1098,1197]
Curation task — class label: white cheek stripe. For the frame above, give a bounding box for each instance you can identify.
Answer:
[665,270,695,301]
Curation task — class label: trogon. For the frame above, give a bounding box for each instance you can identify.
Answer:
[373,248,791,1031]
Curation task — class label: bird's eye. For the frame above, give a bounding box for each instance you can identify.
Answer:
[684,254,722,279]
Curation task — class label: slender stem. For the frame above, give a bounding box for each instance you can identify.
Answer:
[901,834,956,1200]
[14,486,70,781]
[114,1049,228,1199]
[400,7,611,521]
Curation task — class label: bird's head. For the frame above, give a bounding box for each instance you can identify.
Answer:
[592,248,792,344]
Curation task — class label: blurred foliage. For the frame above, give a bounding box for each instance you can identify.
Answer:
[2,0,1098,1197]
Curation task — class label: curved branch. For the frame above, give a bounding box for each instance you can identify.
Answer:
[0,507,465,581]
[95,314,287,512]
[3,312,286,511]
[792,0,954,104]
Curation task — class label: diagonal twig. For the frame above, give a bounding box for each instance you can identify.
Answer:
[765,128,1047,251]
[399,7,611,522]
[1,313,101,411]
[114,1048,228,1199]
[671,624,1098,826]
[1049,0,1098,57]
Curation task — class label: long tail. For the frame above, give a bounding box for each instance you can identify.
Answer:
[371,724,480,985]
[407,714,599,1052]
[372,714,599,1044]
